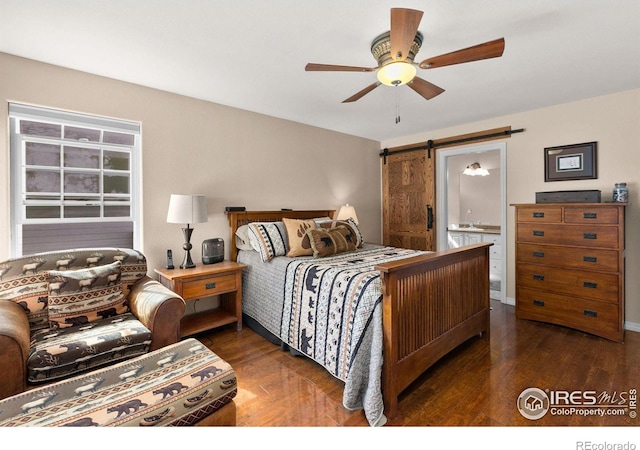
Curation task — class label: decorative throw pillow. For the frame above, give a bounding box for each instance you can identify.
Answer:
[247,222,288,262]
[113,249,147,298]
[317,219,363,248]
[283,218,317,257]
[307,226,357,258]
[47,261,128,329]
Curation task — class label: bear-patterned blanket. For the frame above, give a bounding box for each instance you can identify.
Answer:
[280,246,427,426]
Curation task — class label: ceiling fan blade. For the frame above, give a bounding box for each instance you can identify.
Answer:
[305,63,376,72]
[390,8,423,61]
[342,82,381,103]
[418,38,505,69]
[407,77,445,100]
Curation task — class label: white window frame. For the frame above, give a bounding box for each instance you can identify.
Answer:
[9,103,142,256]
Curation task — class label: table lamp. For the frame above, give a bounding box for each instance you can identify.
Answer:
[336,203,359,224]
[166,194,208,269]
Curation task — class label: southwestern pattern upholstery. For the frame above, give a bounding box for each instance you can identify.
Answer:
[0,338,237,427]
[47,261,128,329]
[0,248,186,400]
[28,313,151,383]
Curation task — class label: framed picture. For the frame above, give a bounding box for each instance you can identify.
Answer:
[544,141,597,182]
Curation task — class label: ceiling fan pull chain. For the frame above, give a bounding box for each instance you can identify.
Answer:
[395,86,401,124]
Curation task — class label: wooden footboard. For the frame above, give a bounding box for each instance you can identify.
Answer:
[375,243,492,419]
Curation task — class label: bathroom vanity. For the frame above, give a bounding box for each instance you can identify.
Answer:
[448,225,502,299]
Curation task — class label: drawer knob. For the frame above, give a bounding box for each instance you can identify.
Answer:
[583,256,597,263]
[533,212,544,218]
[583,281,597,289]
[584,309,598,318]
[206,282,217,289]
[533,230,544,237]
[533,299,545,307]
[583,213,597,219]
[583,233,597,240]
[533,274,545,281]
[533,251,544,258]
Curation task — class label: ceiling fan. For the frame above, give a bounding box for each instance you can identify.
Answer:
[305,8,505,103]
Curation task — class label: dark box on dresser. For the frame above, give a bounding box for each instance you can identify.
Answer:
[535,190,601,203]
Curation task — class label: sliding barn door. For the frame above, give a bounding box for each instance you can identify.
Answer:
[382,149,435,251]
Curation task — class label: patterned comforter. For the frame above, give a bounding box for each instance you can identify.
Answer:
[239,244,427,426]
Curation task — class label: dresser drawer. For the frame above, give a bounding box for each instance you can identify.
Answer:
[564,207,620,225]
[516,206,562,223]
[517,243,619,272]
[517,223,619,248]
[181,273,237,299]
[517,287,620,335]
[516,265,619,303]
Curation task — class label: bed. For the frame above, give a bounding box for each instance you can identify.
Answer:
[227,209,491,426]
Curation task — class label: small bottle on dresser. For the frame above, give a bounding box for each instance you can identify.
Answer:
[612,182,628,203]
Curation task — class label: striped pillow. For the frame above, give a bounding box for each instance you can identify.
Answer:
[247,222,288,262]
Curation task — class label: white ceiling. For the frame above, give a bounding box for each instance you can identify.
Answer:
[1,0,639,142]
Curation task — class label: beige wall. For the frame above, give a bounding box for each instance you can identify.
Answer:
[0,53,382,273]
[382,88,640,329]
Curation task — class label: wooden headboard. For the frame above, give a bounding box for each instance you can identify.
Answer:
[226,209,335,261]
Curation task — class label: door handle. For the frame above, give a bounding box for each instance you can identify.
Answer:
[426,205,433,230]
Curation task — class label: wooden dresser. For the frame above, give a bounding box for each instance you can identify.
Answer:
[513,203,626,342]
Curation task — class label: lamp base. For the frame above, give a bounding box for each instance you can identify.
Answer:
[180,226,196,269]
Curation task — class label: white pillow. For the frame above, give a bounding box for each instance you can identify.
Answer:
[235,225,254,251]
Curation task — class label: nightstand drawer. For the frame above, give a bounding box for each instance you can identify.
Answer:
[182,273,237,298]
[155,261,247,336]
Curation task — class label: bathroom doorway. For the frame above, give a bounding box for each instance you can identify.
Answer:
[436,142,508,303]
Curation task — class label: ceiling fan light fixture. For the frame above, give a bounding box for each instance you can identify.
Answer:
[377,61,417,86]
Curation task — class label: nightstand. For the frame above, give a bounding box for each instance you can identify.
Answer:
[154,261,246,337]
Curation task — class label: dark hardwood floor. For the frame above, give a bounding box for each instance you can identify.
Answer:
[196,300,639,428]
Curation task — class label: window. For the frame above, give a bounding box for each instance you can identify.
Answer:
[9,103,141,256]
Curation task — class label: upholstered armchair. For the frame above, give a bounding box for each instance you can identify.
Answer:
[0,248,185,400]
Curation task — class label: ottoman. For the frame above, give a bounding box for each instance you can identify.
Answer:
[0,338,236,426]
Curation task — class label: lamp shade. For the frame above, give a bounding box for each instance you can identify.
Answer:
[336,204,359,224]
[166,194,208,224]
